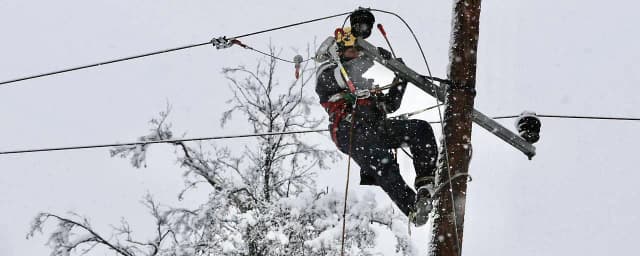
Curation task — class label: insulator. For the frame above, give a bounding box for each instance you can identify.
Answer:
[516,113,542,144]
[293,55,303,68]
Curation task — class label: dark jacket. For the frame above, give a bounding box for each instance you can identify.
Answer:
[315,57,407,130]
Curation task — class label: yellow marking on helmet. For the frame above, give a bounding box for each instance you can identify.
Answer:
[336,27,356,47]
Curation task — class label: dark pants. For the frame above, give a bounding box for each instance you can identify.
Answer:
[335,119,438,216]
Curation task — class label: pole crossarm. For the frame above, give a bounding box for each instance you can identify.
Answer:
[356,38,536,158]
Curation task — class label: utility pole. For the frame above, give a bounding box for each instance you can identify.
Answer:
[429,1,482,256]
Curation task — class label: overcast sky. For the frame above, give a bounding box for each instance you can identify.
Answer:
[1,0,639,255]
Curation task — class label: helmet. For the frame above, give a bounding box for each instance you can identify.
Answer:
[350,8,375,39]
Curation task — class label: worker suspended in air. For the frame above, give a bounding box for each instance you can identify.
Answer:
[314,9,438,226]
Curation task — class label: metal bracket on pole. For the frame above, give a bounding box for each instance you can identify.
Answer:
[356,38,536,159]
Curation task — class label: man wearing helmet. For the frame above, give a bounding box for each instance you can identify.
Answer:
[314,9,439,226]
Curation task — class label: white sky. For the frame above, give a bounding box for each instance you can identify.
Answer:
[1,0,639,255]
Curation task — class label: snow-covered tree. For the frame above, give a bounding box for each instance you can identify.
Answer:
[28,46,418,256]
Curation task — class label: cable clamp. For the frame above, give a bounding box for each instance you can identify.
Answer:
[354,89,371,99]
[211,36,234,49]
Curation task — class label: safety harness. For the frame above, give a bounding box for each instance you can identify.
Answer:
[321,95,372,144]
[317,49,379,144]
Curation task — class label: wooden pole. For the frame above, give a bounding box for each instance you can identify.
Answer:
[429,1,482,255]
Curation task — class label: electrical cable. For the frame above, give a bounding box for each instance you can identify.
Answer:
[230,39,313,64]
[369,9,433,76]
[341,14,351,30]
[232,11,352,40]
[0,113,637,156]
[0,129,328,155]
[245,47,311,64]
[488,114,640,122]
[537,114,640,121]
[0,11,351,87]
[0,42,211,86]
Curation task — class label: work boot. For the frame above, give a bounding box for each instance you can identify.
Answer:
[413,176,435,227]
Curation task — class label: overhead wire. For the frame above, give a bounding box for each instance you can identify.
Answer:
[369,9,433,76]
[232,12,352,39]
[473,114,640,123]
[0,113,638,156]
[391,113,640,157]
[0,129,328,155]
[230,39,314,64]
[497,114,640,122]
[244,47,310,64]
[0,11,351,87]
[0,42,211,86]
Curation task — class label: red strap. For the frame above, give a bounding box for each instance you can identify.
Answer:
[377,24,387,37]
[321,99,372,144]
[346,80,356,93]
[334,28,345,39]
[321,101,347,143]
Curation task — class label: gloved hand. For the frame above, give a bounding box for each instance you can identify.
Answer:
[342,89,371,103]
[341,92,357,105]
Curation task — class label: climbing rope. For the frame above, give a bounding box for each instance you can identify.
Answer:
[340,110,357,256]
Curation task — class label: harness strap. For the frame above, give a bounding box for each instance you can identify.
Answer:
[321,97,372,144]
[333,67,349,90]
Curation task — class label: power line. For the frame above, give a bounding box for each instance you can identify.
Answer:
[1,113,637,156]
[0,42,211,86]
[490,114,640,122]
[0,129,328,155]
[0,11,351,87]
[232,11,351,39]
[539,114,640,121]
